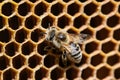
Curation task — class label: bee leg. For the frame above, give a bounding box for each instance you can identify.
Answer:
[44,46,55,51]
[61,50,67,66]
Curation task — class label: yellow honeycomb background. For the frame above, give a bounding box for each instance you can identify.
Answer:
[0,0,120,80]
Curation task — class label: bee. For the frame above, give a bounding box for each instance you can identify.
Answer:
[45,26,91,65]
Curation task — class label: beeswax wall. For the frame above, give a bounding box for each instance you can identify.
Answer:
[0,0,120,80]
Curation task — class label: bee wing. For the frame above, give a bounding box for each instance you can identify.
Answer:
[68,33,91,44]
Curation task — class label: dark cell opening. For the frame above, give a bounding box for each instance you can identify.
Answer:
[96,28,109,40]
[0,56,9,70]
[15,29,27,43]
[97,66,110,79]
[41,16,54,28]
[0,29,11,43]
[113,29,120,40]
[74,15,87,28]
[35,2,47,16]
[91,54,103,66]
[84,2,97,15]
[114,68,120,79]
[67,3,80,16]
[18,2,30,16]
[51,3,63,16]
[58,15,70,28]
[2,2,15,16]
[51,67,64,80]
[107,15,119,27]
[25,16,37,29]
[0,16,5,29]
[19,68,32,80]
[3,69,17,80]
[81,67,94,79]
[22,41,34,55]
[102,41,116,53]
[5,42,18,57]
[12,55,25,69]
[35,67,48,80]
[28,55,41,68]
[85,41,98,54]
[8,15,21,30]
[44,55,56,68]
[101,2,115,14]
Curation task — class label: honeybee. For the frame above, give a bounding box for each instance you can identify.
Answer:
[45,26,91,65]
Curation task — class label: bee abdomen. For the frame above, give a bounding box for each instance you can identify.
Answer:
[72,51,82,61]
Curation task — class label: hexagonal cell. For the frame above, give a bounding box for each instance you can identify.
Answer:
[3,68,17,80]
[8,15,22,30]
[5,41,19,57]
[91,53,104,66]
[101,2,115,14]
[51,2,64,16]
[0,29,11,43]
[35,67,48,80]
[51,67,64,80]
[34,2,48,16]
[74,15,87,28]
[15,28,28,43]
[19,68,33,80]
[0,56,10,70]
[85,41,99,54]
[0,16,5,29]
[102,41,116,53]
[90,15,103,28]
[114,67,120,79]
[67,2,80,16]
[12,55,26,69]
[96,28,110,40]
[31,29,46,42]
[107,54,120,66]
[37,41,48,55]
[28,55,42,68]
[41,15,55,28]
[107,15,119,28]
[97,66,111,79]
[45,0,55,3]
[25,15,38,29]
[113,28,120,41]
[44,55,56,68]
[2,2,15,16]
[81,67,94,79]
[58,15,71,28]
[22,41,35,55]
[66,67,79,80]
[13,0,21,3]
[18,2,31,16]
[84,2,98,16]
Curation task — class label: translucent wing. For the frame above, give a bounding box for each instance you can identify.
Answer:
[79,33,91,44]
[68,33,91,44]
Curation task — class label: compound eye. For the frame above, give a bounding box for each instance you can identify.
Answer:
[57,32,67,41]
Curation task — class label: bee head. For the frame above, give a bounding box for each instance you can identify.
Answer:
[57,32,67,42]
[46,27,56,41]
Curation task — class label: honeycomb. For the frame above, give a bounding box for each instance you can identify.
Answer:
[0,0,120,80]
